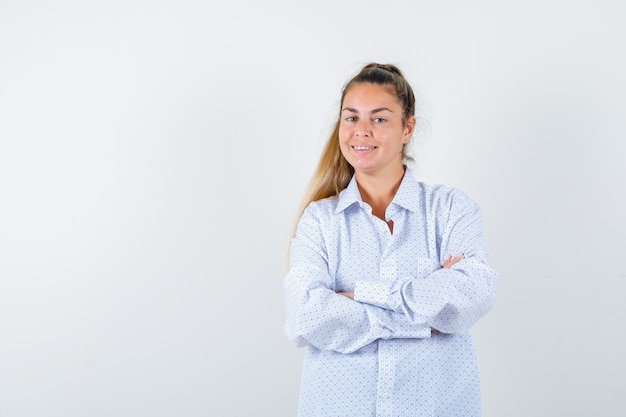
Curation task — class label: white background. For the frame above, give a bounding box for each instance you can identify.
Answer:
[1,1,624,416]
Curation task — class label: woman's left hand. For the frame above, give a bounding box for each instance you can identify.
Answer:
[443,254,463,268]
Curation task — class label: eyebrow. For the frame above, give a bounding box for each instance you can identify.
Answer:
[341,107,394,114]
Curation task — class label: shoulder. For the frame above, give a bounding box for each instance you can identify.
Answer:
[414,178,475,203]
[303,196,340,218]
[296,197,341,233]
[412,179,480,217]
[293,197,341,247]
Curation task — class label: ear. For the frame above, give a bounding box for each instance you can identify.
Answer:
[403,115,417,143]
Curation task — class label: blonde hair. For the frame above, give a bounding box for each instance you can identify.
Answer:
[293,63,417,233]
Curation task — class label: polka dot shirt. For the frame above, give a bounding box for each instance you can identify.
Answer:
[284,170,499,417]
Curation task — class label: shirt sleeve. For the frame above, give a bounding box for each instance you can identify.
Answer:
[353,189,499,334]
[284,203,431,354]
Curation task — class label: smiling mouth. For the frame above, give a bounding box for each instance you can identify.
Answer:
[352,145,377,151]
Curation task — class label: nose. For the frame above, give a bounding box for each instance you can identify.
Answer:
[355,120,371,137]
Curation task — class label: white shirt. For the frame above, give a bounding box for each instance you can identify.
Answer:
[284,170,499,417]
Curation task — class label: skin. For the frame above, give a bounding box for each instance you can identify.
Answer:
[335,82,464,332]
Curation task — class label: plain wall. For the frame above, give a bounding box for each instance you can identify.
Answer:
[1,1,624,416]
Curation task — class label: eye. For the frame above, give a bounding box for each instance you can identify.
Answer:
[373,117,386,124]
[345,116,356,122]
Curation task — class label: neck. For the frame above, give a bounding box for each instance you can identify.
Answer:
[355,165,405,220]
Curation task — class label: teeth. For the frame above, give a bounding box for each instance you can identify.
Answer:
[354,146,373,150]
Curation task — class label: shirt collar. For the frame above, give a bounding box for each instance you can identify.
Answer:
[335,175,361,213]
[335,169,421,214]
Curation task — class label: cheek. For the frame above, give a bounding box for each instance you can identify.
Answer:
[338,127,351,145]
[338,131,352,159]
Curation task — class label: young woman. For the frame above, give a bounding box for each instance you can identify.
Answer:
[284,63,499,417]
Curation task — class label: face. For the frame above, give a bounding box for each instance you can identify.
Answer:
[339,83,415,178]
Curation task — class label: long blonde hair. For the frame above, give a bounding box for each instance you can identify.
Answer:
[293,63,417,233]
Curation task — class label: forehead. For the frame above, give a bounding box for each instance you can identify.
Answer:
[342,83,400,109]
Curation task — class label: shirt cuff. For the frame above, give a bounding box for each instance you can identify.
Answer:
[391,319,432,339]
[354,280,394,310]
